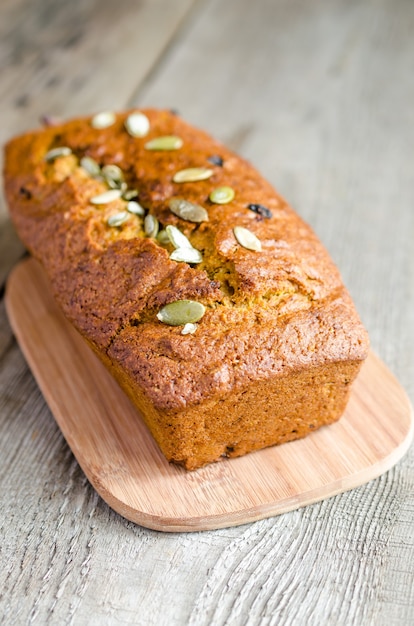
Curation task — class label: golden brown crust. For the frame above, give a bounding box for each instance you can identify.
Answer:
[4,109,369,469]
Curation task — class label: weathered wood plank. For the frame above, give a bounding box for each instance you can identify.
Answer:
[0,0,197,132]
[0,0,197,284]
[1,0,413,624]
[188,470,414,626]
[0,296,236,625]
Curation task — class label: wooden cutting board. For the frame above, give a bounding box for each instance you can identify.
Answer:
[5,258,413,532]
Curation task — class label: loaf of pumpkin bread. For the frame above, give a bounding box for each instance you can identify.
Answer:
[4,109,369,469]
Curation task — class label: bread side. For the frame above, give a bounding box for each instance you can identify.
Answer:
[4,109,369,469]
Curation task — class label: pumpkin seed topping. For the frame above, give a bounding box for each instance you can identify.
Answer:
[44,146,72,161]
[145,136,183,151]
[173,167,213,183]
[247,203,273,219]
[91,111,116,129]
[209,186,235,204]
[181,323,197,335]
[102,164,124,184]
[107,178,127,191]
[170,247,203,264]
[156,229,171,245]
[107,211,129,227]
[169,198,209,223]
[144,214,159,238]
[80,156,101,177]
[127,200,145,216]
[123,189,139,201]
[233,226,262,251]
[90,189,123,204]
[165,225,193,249]
[125,111,150,138]
[157,300,206,326]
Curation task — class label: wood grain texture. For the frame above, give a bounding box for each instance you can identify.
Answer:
[0,0,197,285]
[1,0,414,623]
[5,258,413,532]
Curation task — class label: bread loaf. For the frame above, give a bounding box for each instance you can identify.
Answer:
[4,109,369,469]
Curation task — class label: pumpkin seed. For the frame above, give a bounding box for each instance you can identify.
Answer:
[233,226,262,251]
[144,214,159,238]
[106,178,126,190]
[91,111,116,129]
[127,200,145,216]
[102,164,124,183]
[156,229,171,245]
[173,167,213,183]
[157,300,206,326]
[107,211,129,227]
[123,189,139,200]
[125,112,150,137]
[44,146,72,161]
[209,186,235,204]
[170,248,203,264]
[145,136,183,150]
[181,323,197,335]
[90,189,123,204]
[105,178,116,189]
[169,198,209,223]
[80,156,101,177]
[165,225,193,249]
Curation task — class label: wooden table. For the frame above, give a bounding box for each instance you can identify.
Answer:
[1,1,413,624]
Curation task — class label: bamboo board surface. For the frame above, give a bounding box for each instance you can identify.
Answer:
[5,258,413,532]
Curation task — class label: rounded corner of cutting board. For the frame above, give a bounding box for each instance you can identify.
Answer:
[4,258,414,532]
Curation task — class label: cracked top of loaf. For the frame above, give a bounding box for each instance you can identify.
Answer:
[4,109,369,410]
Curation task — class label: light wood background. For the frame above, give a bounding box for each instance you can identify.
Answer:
[1,0,413,624]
